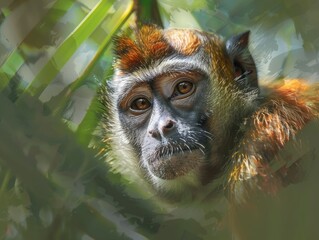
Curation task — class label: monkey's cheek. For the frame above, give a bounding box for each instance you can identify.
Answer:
[147,150,204,180]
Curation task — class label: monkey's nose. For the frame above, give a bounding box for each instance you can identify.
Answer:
[148,119,176,139]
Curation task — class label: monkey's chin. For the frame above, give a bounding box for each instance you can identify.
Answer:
[147,149,204,180]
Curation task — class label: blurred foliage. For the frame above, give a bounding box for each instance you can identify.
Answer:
[0,92,164,239]
[134,0,163,27]
[0,0,319,239]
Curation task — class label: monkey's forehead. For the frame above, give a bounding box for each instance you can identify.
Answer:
[113,25,224,73]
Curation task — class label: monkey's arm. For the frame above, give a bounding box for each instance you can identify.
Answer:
[228,80,319,202]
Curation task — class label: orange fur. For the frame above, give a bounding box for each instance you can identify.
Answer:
[113,36,144,71]
[114,25,173,72]
[114,25,217,72]
[228,80,319,201]
[137,25,172,60]
[164,29,201,55]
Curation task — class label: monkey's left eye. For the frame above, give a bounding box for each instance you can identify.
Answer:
[177,81,193,94]
[130,98,151,112]
[172,80,195,99]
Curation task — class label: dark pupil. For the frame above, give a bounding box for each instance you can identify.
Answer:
[132,98,150,110]
[177,81,192,94]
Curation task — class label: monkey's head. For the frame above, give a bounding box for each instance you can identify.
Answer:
[105,25,259,198]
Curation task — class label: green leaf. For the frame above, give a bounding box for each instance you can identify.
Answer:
[21,0,118,98]
[0,0,75,91]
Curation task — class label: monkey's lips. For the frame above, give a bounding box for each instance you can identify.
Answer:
[147,146,204,180]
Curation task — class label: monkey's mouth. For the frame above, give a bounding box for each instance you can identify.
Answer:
[146,144,205,180]
[156,144,200,159]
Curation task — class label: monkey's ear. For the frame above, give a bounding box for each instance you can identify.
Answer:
[226,31,258,91]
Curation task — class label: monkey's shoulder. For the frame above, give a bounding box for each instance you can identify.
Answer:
[260,79,319,108]
[243,79,319,151]
[228,79,319,202]
[255,79,319,124]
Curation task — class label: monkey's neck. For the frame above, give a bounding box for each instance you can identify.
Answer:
[200,114,250,187]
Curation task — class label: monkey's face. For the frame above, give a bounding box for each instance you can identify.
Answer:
[109,25,258,192]
[117,71,212,180]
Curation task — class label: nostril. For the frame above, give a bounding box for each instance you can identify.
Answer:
[161,119,176,136]
[164,120,175,129]
[150,119,176,138]
[149,129,160,138]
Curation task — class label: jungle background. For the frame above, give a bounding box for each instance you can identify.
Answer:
[1,0,319,239]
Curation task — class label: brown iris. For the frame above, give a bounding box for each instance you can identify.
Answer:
[130,98,151,111]
[176,81,193,94]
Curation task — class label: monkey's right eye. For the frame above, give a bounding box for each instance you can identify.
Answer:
[130,98,151,112]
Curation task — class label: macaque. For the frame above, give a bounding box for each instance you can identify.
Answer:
[99,24,319,205]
